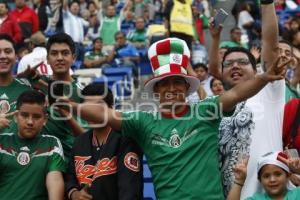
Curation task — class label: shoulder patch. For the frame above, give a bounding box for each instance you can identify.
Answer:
[124,152,140,172]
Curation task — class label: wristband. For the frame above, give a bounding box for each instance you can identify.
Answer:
[68,188,78,200]
[260,0,273,5]
[234,181,244,187]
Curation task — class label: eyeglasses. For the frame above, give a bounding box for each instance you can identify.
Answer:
[223,58,251,69]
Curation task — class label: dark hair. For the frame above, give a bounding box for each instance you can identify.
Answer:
[69,0,79,8]
[16,90,46,111]
[222,47,256,71]
[81,83,114,108]
[0,0,9,10]
[115,31,125,39]
[88,1,96,8]
[193,63,208,72]
[230,27,241,34]
[0,34,15,51]
[279,39,293,54]
[210,78,223,90]
[92,37,102,45]
[46,33,75,54]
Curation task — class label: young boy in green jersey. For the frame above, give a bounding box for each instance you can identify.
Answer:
[0,90,65,200]
[227,151,300,200]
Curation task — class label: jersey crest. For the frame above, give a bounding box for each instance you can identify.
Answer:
[0,99,10,114]
[17,152,31,165]
[124,152,140,172]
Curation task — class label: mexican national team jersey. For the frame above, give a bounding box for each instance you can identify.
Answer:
[0,133,65,200]
[121,96,225,200]
[0,78,31,133]
[38,76,86,160]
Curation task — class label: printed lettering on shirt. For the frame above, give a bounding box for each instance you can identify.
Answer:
[124,152,140,172]
[74,156,118,185]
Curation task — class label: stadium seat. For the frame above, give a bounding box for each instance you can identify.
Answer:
[143,156,156,200]
[72,60,83,70]
[102,67,134,99]
[93,75,133,101]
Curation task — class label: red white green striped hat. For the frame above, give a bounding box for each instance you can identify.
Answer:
[144,38,200,94]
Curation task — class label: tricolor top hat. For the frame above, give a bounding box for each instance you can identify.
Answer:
[144,38,200,95]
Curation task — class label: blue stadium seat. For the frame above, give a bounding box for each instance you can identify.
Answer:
[93,75,133,101]
[143,156,156,200]
[102,67,134,99]
[72,60,82,70]
[121,22,135,34]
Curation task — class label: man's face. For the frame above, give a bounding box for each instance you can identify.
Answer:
[16,103,47,139]
[231,29,242,43]
[0,3,8,16]
[277,42,292,65]
[135,18,145,30]
[106,6,115,17]
[194,67,207,82]
[222,52,256,87]
[15,0,25,9]
[154,76,189,108]
[0,39,16,75]
[94,39,102,51]
[115,33,126,46]
[70,2,80,16]
[47,43,75,76]
[260,165,288,198]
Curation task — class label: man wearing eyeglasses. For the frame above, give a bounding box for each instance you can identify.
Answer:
[209,1,290,199]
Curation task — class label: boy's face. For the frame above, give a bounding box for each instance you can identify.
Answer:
[16,103,47,139]
[47,43,75,76]
[194,67,207,82]
[260,164,289,198]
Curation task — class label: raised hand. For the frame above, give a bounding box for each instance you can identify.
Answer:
[261,56,293,82]
[16,61,43,79]
[287,157,300,174]
[233,156,249,185]
[250,46,261,61]
[0,111,18,129]
[208,17,223,39]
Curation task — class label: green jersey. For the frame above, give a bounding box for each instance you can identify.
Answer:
[0,132,65,200]
[100,16,120,45]
[0,78,31,133]
[285,82,299,103]
[245,187,300,200]
[38,76,86,160]
[122,96,225,200]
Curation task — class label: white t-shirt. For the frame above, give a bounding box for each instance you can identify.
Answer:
[238,10,254,34]
[219,80,285,198]
[187,76,213,103]
[18,47,53,75]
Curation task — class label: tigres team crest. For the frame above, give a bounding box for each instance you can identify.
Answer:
[17,152,31,165]
[124,152,140,172]
[0,100,10,114]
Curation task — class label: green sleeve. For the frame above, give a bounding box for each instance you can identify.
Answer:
[121,111,150,146]
[48,137,66,173]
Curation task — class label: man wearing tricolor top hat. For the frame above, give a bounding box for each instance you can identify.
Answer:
[59,37,290,199]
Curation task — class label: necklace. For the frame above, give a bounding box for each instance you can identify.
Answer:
[92,127,112,151]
